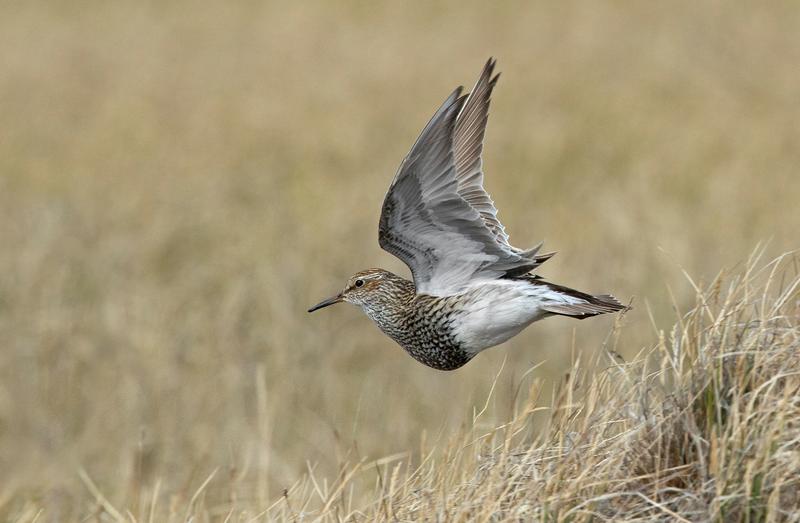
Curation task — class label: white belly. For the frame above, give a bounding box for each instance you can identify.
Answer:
[450,280,554,355]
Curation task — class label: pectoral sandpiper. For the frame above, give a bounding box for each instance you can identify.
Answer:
[309,58,625,371]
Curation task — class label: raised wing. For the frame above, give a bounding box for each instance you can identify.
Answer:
[452,58,512,248]
[379,60,546,296]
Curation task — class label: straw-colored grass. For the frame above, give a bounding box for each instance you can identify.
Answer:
[17,251,798,521]
[205,250,797,522]
[1,2,799,521]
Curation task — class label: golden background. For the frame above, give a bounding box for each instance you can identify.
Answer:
[1,1,798,518]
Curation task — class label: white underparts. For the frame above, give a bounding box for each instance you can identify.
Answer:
[450,279,589,355]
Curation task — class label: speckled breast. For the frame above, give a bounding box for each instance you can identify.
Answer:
[395,295,472,371]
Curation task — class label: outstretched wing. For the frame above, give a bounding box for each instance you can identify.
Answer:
[453,59,551,261]
[452,58,513,249]
[379,59,544,296]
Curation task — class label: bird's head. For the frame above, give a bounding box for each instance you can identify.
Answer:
[307,268,410,312]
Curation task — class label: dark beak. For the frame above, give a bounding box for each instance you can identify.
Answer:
[307,293,343,313]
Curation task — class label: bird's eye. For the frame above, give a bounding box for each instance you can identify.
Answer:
[355,279,364,287]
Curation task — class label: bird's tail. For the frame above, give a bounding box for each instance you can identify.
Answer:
[532,280,628,319]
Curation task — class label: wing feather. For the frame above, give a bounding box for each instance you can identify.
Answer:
[452,58,513,248]
[378,60,545,296]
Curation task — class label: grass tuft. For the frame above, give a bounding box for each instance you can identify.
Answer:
[343,252,799,522]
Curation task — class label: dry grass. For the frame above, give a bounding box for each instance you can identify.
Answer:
[373,251,800,522]
[185,249,797,522]
[1,2,799,521]
[16,250,799,521]
[99,250,797,522]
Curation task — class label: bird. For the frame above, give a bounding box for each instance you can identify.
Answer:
[308,58,625,371]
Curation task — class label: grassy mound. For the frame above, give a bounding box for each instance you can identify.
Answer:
[6,245,798,521]
[4,252,798,522]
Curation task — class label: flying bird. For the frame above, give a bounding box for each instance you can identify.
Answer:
[309,58,625,371]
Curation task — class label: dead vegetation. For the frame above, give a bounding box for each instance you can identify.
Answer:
[2,2,800,521]
[244,251,798,522]
[54,251,795,522]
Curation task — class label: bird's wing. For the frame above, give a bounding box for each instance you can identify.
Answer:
[452,58,513,249]
[378,61,539,296]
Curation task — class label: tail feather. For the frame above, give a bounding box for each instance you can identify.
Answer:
[527,279,627,319]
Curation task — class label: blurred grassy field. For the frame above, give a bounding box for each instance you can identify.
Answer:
[1,1,799,519]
